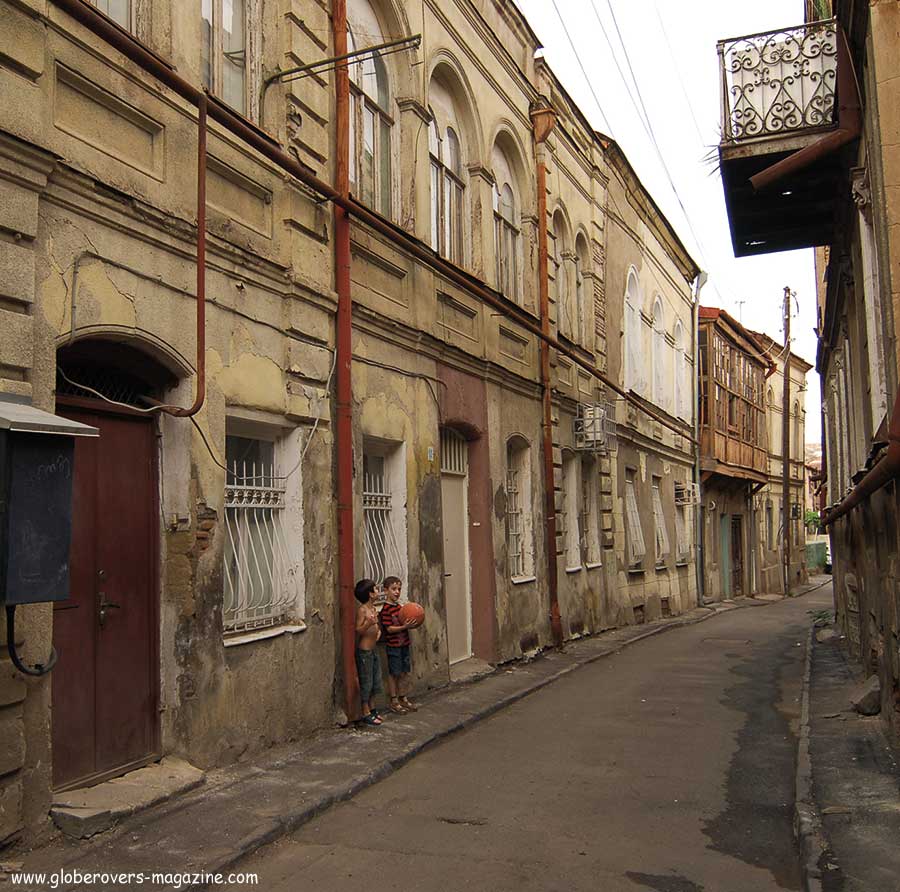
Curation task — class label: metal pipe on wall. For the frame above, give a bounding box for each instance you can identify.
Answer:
[531,103,563,649]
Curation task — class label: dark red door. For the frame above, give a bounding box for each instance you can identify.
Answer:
[52,406,158,789]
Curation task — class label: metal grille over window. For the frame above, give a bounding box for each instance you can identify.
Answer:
[652,479,670,564]
[440,428,467,475]
[506,463,524,578]
[625,475,645,568]
[363,454,403,584]
[224,436,297,633]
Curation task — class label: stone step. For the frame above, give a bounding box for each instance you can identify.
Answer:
[50,757,205,839]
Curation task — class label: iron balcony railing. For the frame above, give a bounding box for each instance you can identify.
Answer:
[718,19,837,142]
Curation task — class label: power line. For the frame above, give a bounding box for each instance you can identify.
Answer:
[548,0,613,135]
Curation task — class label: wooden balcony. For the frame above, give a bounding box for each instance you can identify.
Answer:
[717,20,843,257]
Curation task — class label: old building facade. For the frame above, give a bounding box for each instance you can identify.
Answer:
[717,1,900,734]
[0,0,701,843]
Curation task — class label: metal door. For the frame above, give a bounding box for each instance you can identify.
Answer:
[731,514,744,596]
[52,407,158,789]
[440,429,472,664]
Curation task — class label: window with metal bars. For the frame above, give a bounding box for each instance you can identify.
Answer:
[362,450,404,585]
[506,438,533,579]
[223,434,299,634]
[625,471,645,570]
[652,477,670,566]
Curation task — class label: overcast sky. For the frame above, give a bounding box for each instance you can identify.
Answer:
[515,0,821,443]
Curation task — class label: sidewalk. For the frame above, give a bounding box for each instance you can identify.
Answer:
[796,601,900,892]
[10,582,829,892]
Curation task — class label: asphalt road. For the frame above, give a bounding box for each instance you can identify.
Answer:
[226,588,832,892]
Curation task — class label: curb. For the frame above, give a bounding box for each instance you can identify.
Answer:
[794,625,828,892]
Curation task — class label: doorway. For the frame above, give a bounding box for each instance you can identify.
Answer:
[52,349,162,790]
[440,428,472,664]
[731,514,744,596]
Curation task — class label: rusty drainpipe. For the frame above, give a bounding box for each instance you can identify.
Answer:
[531,100,563,648]
[823,386,900,527]
[749,24,861,193]
[331,0,361,722]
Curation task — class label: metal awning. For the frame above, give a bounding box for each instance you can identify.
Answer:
[0,396,99,437]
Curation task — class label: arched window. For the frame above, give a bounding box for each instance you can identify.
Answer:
[506,436,534,579]
[575,234,590,349]
[492,140,521,304]
[673,320,686,420]
[429,115,464,263]
[551,211,571,340]
[493,182,518,301]
[624,269,642,393]
[651,296,666,407]
[348,20,392,218]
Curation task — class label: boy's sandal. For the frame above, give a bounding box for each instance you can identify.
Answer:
[389,699,408,714]
[360,712,382,726]
[400,698,418,712]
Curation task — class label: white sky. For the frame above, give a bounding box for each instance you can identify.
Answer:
[515,0,821,443]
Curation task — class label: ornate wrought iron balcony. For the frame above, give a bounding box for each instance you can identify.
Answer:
[717,20,846,258]
[718,20,837,144]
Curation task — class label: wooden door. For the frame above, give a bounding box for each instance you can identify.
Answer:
[731,514,744,596]
[440,430,471,665]
[52,406,158,790]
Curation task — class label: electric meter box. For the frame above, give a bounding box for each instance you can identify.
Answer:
[0,396,98,606]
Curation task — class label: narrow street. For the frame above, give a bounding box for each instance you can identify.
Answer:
[225,587,831,892]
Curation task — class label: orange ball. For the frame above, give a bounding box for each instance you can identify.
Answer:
[399,602,425,628]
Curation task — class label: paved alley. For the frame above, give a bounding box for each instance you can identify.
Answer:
[224,588,832,892]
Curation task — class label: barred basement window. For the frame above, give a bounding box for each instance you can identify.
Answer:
[625,471,645,570]
[224,435,299,634]
[652,477,670,566]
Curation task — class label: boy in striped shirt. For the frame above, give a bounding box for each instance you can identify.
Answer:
[379,576,418,713]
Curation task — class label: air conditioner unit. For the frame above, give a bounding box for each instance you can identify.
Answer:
[574,402,617,454]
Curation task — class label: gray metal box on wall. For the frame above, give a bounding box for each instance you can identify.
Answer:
[0,396,98,605]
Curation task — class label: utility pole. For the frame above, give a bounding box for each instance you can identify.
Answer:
[782,286,792,596]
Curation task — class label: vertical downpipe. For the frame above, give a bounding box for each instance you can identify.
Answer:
[531,103,563,648]
[332,0,360,720]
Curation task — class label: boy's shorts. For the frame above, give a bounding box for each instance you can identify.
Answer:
[386,644,411,676]
[356,648,383,702]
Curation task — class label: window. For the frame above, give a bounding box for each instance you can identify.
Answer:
[348,24,392,218]
[224,433,302,634]
[651,477,670,566]
[429,118,464,263]
[362,447,405,584]
[494,182,519,302]
[552,211,574,341]
[793,401,802,461]
[651,297,666,408]
[575,235,590,350]
[625,470,646,570]
[624,268,642,393]
[506,438,534,579]
[562,453,581,570]
[91,0,131,29]
[766,500,774,550]
[581,456,601,566]
[202,0,247,114]
[674,482,690,564]
[673,320,687,420]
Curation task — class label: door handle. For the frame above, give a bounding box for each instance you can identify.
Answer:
[98,593,121,628]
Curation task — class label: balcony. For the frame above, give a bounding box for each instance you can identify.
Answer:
[717,20,845,257]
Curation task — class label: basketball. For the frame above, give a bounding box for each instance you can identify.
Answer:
[399,602,425,628]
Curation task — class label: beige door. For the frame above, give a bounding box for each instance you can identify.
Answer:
[441,429,471,664]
